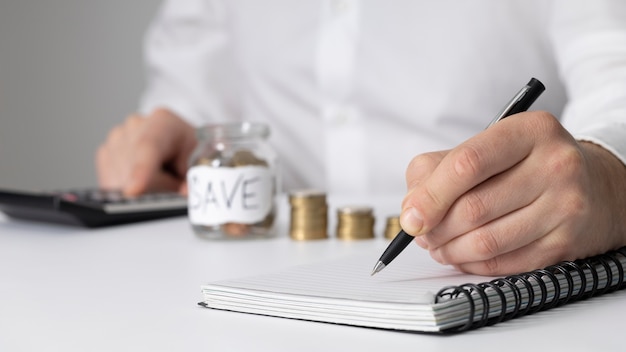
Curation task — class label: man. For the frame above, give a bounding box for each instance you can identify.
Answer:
[97,1,626,275]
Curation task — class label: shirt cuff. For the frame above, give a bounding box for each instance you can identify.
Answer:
[574,122,626,167]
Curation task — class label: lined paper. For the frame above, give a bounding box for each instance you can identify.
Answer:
[201,245,493,331]
[207,245,490,303]
[200,244,626,332]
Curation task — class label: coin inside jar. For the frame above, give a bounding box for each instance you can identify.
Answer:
[231,150,268,167]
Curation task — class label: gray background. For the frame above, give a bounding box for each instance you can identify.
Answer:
[0,0,161,190]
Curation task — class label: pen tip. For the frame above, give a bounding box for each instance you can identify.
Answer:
[370,261,386,276]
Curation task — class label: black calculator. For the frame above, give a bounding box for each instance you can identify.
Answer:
[0,188,188,228]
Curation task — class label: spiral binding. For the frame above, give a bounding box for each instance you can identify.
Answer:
[434,247,626,333]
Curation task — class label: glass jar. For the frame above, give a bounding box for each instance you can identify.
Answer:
[186,122,279,239]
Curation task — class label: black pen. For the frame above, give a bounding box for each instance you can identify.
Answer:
[371,77,546,276]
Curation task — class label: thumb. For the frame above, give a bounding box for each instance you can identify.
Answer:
[401,150,448,236]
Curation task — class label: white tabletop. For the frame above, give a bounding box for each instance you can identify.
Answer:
[1,195,624,352]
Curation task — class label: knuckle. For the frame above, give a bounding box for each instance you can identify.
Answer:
[547,147,585,180]
[422,184,446,212]
[548,241,569,261]
[152,107,171,117]
[462,192,489,225]
[472,228,501,260]
[452,144,482,180]
[151,108,177,124]
[431,247,451,265]
[400,193,412,211]
[481,257,501,276]
[560,192,588,219]
[527,239,570,271]
[406,153,438,188]
[457,258,502,276]
[529,111,561,136]
[126,114,143,126]
[108,125,125,142]
[403,184,446,216]
[564,185,588,211]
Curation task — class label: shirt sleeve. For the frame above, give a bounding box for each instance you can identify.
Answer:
[139,0,238,127]
[549,0,626,165]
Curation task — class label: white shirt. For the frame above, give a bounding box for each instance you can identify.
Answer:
[140,0,626,196]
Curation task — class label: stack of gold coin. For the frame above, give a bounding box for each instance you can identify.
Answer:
[336,206,375,240]
[288,190,328,240]
[384,215,402,240]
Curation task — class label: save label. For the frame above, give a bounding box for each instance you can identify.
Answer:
[187,165,273,225]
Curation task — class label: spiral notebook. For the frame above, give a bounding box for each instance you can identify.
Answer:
[199,245,626,333]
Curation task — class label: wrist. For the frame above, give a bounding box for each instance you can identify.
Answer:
[580,141,626,248]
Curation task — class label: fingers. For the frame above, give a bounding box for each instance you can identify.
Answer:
[401,151,446,238]
[401,116,535,236]
[178,180,189,196]
[122,142,181,196]
[452,233,571,276]
[428,192,558,270]
[401,111,607,275]
[96,117,141,189]
[422,154,543,250]
[95,109,196,196]
[142,108,198,177]
[404,151,447,190]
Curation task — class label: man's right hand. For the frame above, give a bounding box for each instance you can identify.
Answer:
[96,108,197,196]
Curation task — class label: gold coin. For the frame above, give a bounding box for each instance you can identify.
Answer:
[384,215,402,240]
[231,149,268,167]
[288,190,328,240]
[336,206,375,240]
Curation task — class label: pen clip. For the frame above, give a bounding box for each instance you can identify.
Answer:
[485,77,546,128]
[486,85,529,128]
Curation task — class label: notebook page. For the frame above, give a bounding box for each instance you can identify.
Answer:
[203,244,493,305]
[201,245,626,332]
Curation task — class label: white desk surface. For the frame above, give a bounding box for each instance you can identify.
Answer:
[1,195,624,352]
